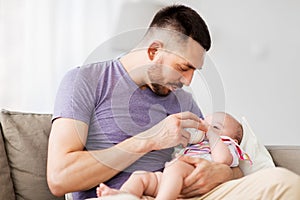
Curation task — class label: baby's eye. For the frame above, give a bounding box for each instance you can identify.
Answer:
[213,125,220,130]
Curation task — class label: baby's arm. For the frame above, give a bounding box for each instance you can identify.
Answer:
[206,130,233,166]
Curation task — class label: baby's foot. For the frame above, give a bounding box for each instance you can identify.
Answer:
[96,183,122,197]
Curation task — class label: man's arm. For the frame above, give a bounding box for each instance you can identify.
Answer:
[47,118,150,196]
[178,156,243,198]
[47,112,201,196]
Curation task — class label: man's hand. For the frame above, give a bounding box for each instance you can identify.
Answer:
[178,156,234,198]
[198,118,210,133]
[139,112,201,150]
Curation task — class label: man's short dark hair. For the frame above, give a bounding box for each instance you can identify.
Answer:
[149,4,211,51]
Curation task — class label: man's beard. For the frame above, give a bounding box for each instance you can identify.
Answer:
[147,63,184,96]
[147,64,172,96]
[149,83,171,96]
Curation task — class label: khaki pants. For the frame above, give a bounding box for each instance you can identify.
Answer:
[192,167,300,200]
[92,167,300,200]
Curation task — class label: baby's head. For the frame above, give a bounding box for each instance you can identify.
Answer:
[205,112,243,144]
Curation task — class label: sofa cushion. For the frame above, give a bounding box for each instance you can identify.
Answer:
[0,123,15,200]
[0,110,64,200]
[266,145,300,175]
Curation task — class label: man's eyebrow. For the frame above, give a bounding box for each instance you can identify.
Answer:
[184,62,203,70]
[184,62,196,70]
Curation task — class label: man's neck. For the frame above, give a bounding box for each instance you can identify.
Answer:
[119,50,151,87]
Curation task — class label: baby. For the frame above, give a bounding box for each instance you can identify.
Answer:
[96,112,251,200]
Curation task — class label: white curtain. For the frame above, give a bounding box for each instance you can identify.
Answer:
[0,0,123,113]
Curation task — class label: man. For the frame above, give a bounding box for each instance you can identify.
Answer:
[47,4,300,200]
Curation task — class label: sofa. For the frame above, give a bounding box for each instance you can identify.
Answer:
[0,109,300,200]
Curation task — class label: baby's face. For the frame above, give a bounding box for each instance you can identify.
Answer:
[204,113,238,141]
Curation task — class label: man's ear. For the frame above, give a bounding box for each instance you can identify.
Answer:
[147,41,163,60]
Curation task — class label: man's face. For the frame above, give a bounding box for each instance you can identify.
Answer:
[147,38,205,96]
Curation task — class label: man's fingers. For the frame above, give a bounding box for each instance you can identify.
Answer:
[179,134,189,147]
[198,118,209,132]
[178,156,200,186]
[181,187,202,197]
[180,119,200,129]
[181,128,191,141]
[178,154,201,165]
[174,111,201,122]
[178,156,208,186]
[183,163,201,187]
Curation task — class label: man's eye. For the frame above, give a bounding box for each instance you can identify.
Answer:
[180,67,189,71]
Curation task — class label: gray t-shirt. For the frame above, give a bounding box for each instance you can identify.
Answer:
[52,59,203,199]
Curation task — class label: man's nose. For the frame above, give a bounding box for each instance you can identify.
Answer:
[180,69,194,86]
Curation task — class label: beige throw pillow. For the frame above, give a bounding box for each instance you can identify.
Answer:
[0,110,64,200]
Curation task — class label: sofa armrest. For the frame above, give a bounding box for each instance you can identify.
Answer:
[266,145,300,175]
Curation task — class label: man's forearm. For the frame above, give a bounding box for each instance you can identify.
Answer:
[48,112,200,196]
[47,134,150,196]
[232,167,243,179]
[217,165,243,184]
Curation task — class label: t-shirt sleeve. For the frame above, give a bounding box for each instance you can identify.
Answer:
[190,98,204,119]
[228,144,240,167]
[52,67,97,125]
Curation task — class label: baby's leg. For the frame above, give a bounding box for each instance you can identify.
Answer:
[97,171,161,198]
[155,159,194,200]
[120,170,162,198]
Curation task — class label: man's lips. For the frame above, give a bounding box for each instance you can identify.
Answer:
[168,83,183,91]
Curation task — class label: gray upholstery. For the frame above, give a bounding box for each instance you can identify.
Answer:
[266,145,300,175]
[0,110,64,200]
[0,123,15,200]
